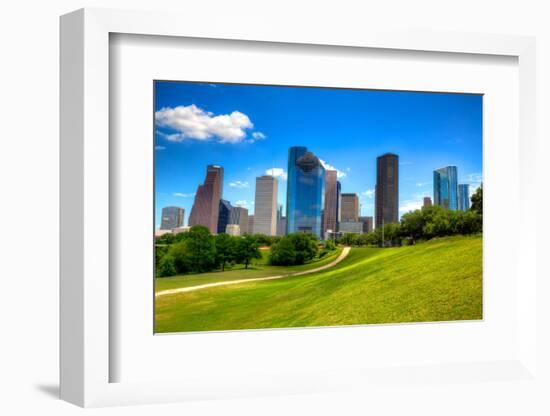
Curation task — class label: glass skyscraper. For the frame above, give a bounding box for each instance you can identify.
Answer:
[458,184,470,211]
[286,146,326,238]
[433,166,458,210]
[217,199,233,234]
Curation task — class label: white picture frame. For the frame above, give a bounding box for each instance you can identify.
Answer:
[60,8,538,408]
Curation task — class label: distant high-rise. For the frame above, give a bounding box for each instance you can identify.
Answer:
[323,170,339,235]
[225,224,241,236]
[336,181,342,230]
[247,215,254,234]
[358,216,373,234]
[423,197,432,208]
[188,165,224,233]
[458,184,470,211]
[433,166,458,210]
[217,199,233,234]
[286,146,326,238]
[276,204,287,236]
[375,153,399,227]
[339,221,364,234]
[253,175,278,236]
[229,206,249,235]
[160,206,184,230]
[341,193,359,222]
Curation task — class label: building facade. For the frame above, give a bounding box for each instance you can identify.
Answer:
[341,193,359,222]
[375,153,399,228]
[225,224,241,236]
[458,184,470,211]
[188,165,224,233]
[423,196,432,208]
[160,206,184,230]
[276,205,287,236]
[433,166,458,210]
[229,206,249,235]
[247,215,254,234]
[253,175,278,235]
[339,221,364,234]
[323,170,339,236]
[358,216,373,233]
[286,146,326,238]
[217,199,233,234]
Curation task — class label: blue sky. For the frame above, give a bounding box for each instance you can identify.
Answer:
[154,81,482,228]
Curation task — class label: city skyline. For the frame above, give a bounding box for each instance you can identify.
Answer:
[155,81,482,228]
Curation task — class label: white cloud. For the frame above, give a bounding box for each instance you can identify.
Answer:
[155,145,166,150]
[173,192,195,198]
[362,189,375,199]
[155,104,254,144]
[460,172,483,195]
[319,159,347,179]
[416,181,430,187]
[252,131,266,140]
[265,168,287,181]
[399,200,422,213]
[235,200,249,207]
[229,180,249,189]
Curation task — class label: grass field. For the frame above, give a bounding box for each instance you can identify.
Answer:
[155,236,482,333]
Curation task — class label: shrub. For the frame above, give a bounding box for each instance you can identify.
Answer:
[270,233,318,265]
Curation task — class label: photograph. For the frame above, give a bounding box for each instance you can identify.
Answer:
[153,81,483,334]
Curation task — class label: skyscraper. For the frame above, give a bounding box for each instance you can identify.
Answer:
[229,206,249,235]
[323,170,339,235]
[341,193,359,222]
[247,215,254,234]
[253,175,278,236]
[375,153,399,227]
[160,206,184,230]
[433,166,458,210]
[286,146,326,238]
[423,196,432,208]
[336,181,342,230]
[217,199,233,234]
[458,184,470,211]
[188,165,224,233]
[276,204,287,236]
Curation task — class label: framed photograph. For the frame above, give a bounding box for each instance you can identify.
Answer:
[60,8,538,408]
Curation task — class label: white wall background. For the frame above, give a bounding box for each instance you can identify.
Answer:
[1,1,549,415]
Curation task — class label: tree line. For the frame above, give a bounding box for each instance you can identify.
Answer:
[337,185,483,247]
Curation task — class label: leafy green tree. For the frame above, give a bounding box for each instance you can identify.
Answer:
[156,232,175,245]
[471,184,483,215]
[340,232,358,246]
[400,209,424,244]
[288,233,319,264]
[157,254,177,277]
[215,233,236,271]
[234,235,262,269]
[324,239,336,251]
[269,237,297,265]
[184,225,217,273]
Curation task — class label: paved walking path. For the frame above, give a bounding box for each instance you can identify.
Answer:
[156,247,351,297]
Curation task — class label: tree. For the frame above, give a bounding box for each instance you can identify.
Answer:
[157,254,176,277]
[234,235,262,269]
[324,239,336,251]
[339,232,358,246]
[269,237,296,265]
[184,225,217,273]
[215,233,236,271]
[471,184,483,215]
[288,233,318,264]
[400,210,424,244]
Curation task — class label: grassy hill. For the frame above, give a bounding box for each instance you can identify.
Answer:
[155,236,482,333]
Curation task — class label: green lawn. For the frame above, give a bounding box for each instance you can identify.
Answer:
[155,236,482,333]
[155,248,342,291]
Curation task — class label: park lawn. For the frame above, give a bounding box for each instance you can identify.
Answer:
[155,235,482,333]
[155,248,342,292]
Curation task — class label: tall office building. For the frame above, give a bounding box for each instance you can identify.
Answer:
[433,166,458,210]
[247,215,254,234]
[458,184,470,211]
[375,153,399,227]
[423,196,432,208]
[229,206,249,235]
[323,170,339,236]
[188,165,224,233]
[358,216,373,233]
[336,181,342,230]
[286,146,326,238]
[160,206,184,230]
[253,175,278,236]
[341,193,359,222]
[217,199,233,234]
[276,204,287,236]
